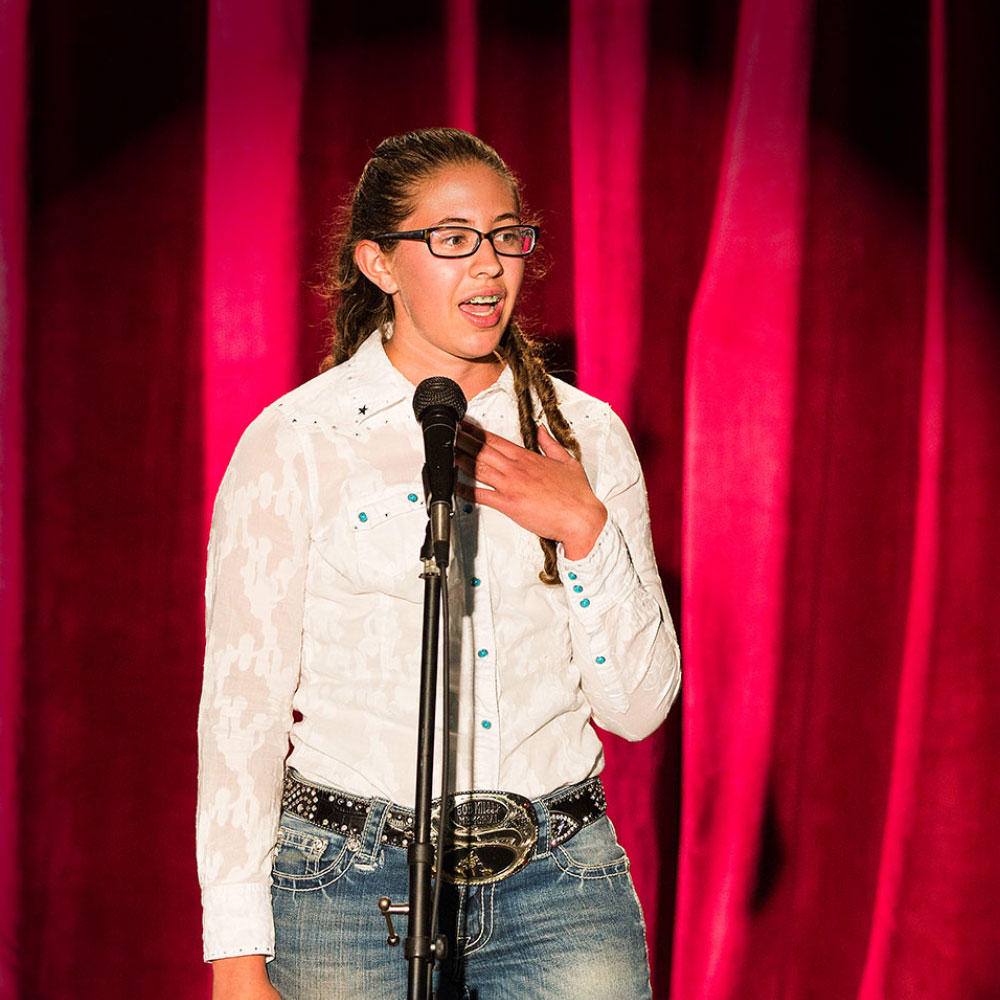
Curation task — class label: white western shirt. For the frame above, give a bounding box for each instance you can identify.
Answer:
[196,330,680,961]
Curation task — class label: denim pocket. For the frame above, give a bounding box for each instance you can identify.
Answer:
[271,813,357,892]
[552,815,631,879]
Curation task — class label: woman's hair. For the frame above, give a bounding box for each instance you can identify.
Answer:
[319,127,580,584]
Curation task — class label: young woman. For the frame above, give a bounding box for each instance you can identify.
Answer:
[197,128,680,1000]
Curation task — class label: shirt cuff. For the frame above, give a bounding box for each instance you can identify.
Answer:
[202,882,275,963]
[556,515,635,627]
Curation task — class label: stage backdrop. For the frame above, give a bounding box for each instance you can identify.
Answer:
[2,1,998,998]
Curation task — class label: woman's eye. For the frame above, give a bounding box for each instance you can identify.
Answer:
[439,230,472,247]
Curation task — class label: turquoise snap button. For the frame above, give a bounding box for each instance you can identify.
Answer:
[580,598,590,608]
[481,720,492,730]
[471,578,481,587]
[477,649,488,658]
[408,493,418,502]
[358,512,367,522]
[595,656,606,664]
[573,585,583,593]
[568,572,577,580]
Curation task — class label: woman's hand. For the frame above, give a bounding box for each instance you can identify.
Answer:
[455,423,607,560]
[211,955,281,1000]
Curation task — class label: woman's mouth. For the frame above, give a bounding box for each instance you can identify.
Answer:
[458,293,505,326]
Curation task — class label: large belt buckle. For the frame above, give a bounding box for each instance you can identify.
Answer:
[431,791,538,885]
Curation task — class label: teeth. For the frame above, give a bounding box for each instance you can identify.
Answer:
[466,295,501,305]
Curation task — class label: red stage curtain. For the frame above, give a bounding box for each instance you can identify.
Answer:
[202,0,309,532]
[3,2,999,998]
[0,4,28,998]
[674,0,814,994]
[446,0,478,134]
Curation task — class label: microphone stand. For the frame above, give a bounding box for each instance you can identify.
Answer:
[379,514,452,1000]
[379,377,466,999]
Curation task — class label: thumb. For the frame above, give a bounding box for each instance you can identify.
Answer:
[537,424,571,460]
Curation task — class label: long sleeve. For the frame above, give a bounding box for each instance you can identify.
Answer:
[557,408,680,739]
[196,406,312,961]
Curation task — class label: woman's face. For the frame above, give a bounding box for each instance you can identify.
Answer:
[376,162,525,374]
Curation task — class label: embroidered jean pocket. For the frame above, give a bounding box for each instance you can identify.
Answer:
[552,815,631,880]
[271,816,356,892]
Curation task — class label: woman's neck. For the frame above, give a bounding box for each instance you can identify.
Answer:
[384,335,505,401]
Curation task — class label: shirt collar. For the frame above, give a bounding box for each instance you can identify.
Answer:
[343,330,413,423]
[344,329,546,425]
[472,362,546,422]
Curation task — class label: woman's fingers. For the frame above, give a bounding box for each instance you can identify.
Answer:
[455,480,499,510]
[455,425,575,498]
[457,424,528,461]
[457,428,532,481]
[451,423,604,553]
[536,423,571,461]
[456,451,500,489]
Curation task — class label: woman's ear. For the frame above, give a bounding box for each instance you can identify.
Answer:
[354,240,398,295]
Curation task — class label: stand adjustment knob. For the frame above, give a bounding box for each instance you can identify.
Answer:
[378,896,409,947]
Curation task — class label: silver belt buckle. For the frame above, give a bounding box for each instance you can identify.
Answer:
[432,791,538,884]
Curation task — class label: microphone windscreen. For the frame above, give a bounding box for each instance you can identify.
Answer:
[412,376,468,423]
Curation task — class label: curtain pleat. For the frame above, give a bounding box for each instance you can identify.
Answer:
[674,1,814,996]
[0,5,27,997]
[568,0,673,958]
[446,0,478,133]
[876,1,1000,991]
[857,0,947,994]
[570,0,648,419]
[18,3,208,988]
[202,0,310,521]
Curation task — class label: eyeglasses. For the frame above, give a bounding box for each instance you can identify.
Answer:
[373,224,539,258]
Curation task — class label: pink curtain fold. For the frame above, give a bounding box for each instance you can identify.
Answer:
[202,0,310,522]
[569,0,674,961]
[857,0,947,994]
[674,0,814,996]
[446,0,478,133]
[0,2,27,998]
[570,0,648,420]
[865,3,1000,992]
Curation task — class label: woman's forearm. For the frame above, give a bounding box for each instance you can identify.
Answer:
[212,955,279,1000]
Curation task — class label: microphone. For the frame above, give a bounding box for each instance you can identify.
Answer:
[412,377,468,568]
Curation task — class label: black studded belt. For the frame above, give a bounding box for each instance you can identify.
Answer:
[281,769,607,884]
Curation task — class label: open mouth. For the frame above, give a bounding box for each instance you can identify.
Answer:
[459,293,504,318]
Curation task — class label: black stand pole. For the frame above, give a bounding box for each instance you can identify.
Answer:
[379,522,450,1000]
[379,377,467,999]
[407,527,445,1000]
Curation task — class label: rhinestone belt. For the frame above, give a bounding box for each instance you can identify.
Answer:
[281,769,607,884]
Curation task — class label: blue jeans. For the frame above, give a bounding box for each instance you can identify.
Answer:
[267,787,652,999]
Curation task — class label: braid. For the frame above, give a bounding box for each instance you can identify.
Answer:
[502,323,582,585]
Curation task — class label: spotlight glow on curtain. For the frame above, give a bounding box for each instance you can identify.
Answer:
[202,0,309,527]
[570,0,648,420]
[674,0,814,995]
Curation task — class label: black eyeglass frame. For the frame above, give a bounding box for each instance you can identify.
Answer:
[373,224,540,258]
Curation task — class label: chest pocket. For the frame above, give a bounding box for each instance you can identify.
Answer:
[342,486,428,598]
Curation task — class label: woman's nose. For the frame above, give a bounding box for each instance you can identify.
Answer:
[468,236,503,276]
